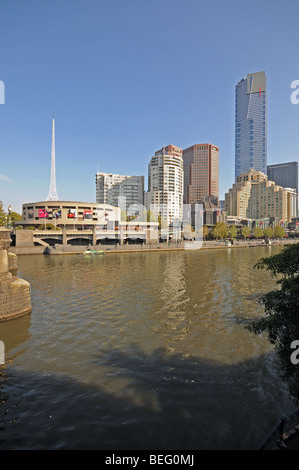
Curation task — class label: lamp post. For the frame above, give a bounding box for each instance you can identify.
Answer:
[7,205,12,229]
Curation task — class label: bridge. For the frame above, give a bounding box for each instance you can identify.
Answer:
[13,226,158,249]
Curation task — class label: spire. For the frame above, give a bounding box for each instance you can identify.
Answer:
[46,116,59,201]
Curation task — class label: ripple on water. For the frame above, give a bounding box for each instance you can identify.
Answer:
[0,246,296,450]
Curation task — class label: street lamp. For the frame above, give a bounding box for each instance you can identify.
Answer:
[7,205,12,229]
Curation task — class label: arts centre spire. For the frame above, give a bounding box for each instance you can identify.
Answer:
[46,116,59,201]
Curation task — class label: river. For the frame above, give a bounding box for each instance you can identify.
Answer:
[0,245,297,449]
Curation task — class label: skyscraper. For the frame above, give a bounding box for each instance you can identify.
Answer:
[267,161,298,215]
[183,143,219,205]
[146,145,184,225]
[235,71,267,180]
[46,117,59,201]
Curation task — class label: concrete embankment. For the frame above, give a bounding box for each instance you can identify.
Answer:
[10,238,297,256]
[0,228,32,322]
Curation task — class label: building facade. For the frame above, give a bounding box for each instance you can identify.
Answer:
[235,71,267,179]
[21,201,121,229]
[225,169,295,223]
[146,145,184,225]
[267,161,298,215]
[183,144,219,205]
[95,172,144,211]
[18,201,159,245]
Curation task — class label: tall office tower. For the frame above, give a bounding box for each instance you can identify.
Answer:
[235,71,267,180]
[95,172,144,211]
[146,145,184,225]
[267,161,298,215]
[183,144,219,205]
[46,117,59,201]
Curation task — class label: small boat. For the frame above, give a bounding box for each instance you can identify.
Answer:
[84,249,104,255]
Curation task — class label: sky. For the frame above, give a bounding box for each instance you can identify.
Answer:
[0,0,299,213]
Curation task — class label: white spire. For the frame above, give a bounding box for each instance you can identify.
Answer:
[46,116,59,201]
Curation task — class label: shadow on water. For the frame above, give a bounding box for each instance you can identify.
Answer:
[0,345,296,450]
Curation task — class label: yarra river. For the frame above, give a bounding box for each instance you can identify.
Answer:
[0,245,297,450]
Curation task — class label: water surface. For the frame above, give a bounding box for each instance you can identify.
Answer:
[0,246,296,449]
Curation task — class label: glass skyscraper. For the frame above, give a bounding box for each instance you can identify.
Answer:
[235,71,267,180]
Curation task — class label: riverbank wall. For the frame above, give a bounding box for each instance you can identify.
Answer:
[0,228,32,322]
[9,238,298,255]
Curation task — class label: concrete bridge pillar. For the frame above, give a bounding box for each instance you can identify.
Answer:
[63,228,67,246]
[0,229,11,275]
[0,228,32,322]
[92,228,97,246]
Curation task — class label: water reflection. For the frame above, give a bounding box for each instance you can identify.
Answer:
[0,315,31,360]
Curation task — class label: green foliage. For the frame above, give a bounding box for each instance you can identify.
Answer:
[0,202,22,227]
[263,226,274,238]
[0,201,6,226]
[274,225,285,238]
[229,225,237,239]
[211,222,229,240]
[246,243,299,403]
[252,226,264,239]
[241,225,250,239]
[203,226,210,240]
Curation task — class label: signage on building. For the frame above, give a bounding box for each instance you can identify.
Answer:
[83,210,93,220]
[39,209,49,218]
[67,209,77,219]
[53,210,61,219]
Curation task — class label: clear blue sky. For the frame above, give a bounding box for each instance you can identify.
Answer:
[1,0,299,213]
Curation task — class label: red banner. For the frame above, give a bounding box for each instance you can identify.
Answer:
[83,210,93,220]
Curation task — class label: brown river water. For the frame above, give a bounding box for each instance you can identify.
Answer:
[0,245,297,449]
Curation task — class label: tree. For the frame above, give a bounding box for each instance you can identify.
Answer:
[0,203,22,227]
[246,244,299,403]
[263,226,274,239]
[229,225,237,239]
[0,201,6,226]
[212,222,229,240]
[274,225,285,238]
[241,225,250,240]
[252,226,263,239]
[10,211,22,226]
[203,226,210,240]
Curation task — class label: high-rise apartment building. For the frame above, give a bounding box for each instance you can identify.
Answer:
[95,172,144,211]
[235,71,267,179]
[146,145,184,225]
[183,144,219,205]
[267,161,298,215]
[225,168,296,223]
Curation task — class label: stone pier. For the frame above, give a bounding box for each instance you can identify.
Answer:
[0,228,32,321]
